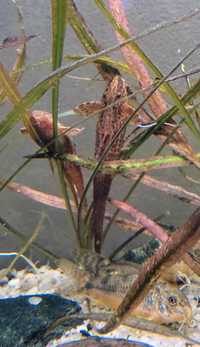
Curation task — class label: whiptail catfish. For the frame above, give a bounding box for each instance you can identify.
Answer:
[57,252,192,325]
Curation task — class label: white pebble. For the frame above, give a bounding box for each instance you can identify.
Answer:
[28,296,42,305]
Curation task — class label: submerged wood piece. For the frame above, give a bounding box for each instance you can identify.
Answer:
[91,75,133,252]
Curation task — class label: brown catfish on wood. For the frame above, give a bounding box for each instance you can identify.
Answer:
[21,110,85,203]
[57,252,192,325]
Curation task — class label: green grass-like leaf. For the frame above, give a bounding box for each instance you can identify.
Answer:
[64,54,131,74]
[51,0,80,242]
[51,0,67,138]
[68,0,100,54]
[0,63,31,136]
[0,46,26,105]
[68,0,135,80]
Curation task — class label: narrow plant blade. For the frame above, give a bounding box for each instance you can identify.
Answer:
[0,44,25,104]
[68,0,100,54]
[0,63,38,143]
[63,54,131,73]
[2,213,46,277]
[51,0,67,139]
[0,64,29,132]
[49,1,80,241]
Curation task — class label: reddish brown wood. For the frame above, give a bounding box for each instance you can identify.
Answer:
[91,75,132,252]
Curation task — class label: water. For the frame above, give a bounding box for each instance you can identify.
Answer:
[0,0,200,266]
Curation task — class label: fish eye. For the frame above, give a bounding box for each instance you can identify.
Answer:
[176,274,187,285]
[168,295,177,305]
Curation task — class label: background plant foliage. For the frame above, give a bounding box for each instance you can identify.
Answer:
[0,0,200,260]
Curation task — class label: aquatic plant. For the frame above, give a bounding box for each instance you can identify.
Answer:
[1,0,200,334]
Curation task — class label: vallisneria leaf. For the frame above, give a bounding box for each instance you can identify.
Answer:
[63,54,131,74]
[0,64,29,134]
[51,0,67,138]
[51,1,82,244]
[68,0,99,54]
[0,45,26,104]
[0,63,38,143]
[68,0,135,80]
